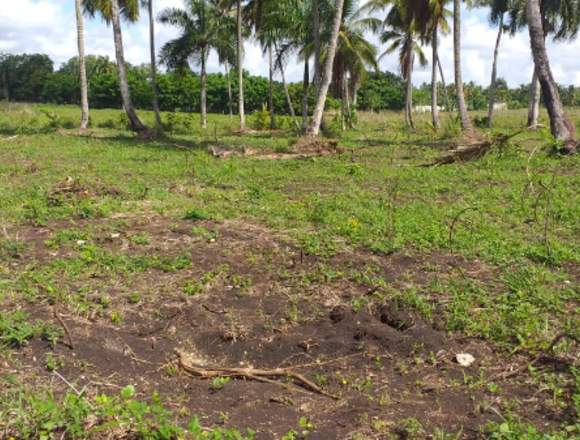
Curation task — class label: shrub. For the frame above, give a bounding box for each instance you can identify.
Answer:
[163,112,194,134]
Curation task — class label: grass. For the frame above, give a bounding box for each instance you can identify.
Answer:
[0,102,578,438]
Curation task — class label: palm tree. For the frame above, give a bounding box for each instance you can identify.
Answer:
[427,0,451,129]
[143,0,162,134]
[83,0,149,134]
[271,0,311,129]
[380,2,427,128]
[527,0,576,153]
[483,0,509,128]
[75,0,90,131]
[331,0,379,130]
[453,0,473,133]
[246,0,278,129]
[235,0,246,129]
[307,0,346,136]
[159,0,233,129]
[512,0,579,127]
[214,13,236,119]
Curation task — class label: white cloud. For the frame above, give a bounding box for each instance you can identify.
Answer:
[0,1,578,86]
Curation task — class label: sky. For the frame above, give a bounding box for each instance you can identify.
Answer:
[0,0,579,87]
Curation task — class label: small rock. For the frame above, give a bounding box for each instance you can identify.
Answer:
[455,353,475,367]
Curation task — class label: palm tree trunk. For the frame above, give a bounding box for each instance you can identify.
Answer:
[527,68,541,127]
[312,0,322,91]
[200,46,208,129]
[527,0,576,153]
[487,14,503,129]
[453,0,472,133]
[75,0,89,131]
[1,71,8,102]
[225,61,233,118]
[341,73,347,131]
[147,0,162,134]
[278,56,298,128]
[301,58,309,131]
[110,0,147,133]
[307,0,345,137]
[431,23,440,129]
[344,76,351,128]
[236,0,245,130]
[437,55,451,111]
[406,53,415,129]
[268,43,276,129]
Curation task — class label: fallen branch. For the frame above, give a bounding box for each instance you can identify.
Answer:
[175,350,338,399]
[0,135,19,142]
[424,131,523,167]
[53,307,74,350]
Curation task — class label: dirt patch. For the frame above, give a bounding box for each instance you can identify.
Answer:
[2,216,576,438]
[46,176,123,205]
[206,137,343,160]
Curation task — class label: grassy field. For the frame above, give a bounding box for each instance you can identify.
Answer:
[0,103,578,439]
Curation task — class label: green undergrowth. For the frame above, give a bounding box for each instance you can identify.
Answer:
[0,104,578,437]
[0,382,254,440]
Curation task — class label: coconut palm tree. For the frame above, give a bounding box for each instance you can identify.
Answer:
[527,0,576,153]
[453,0,473,133]
[482,0,510,128]
[307,0,346,136]
[271,0,311,129]
[159,0,234,129]
[142,0,162,134]
[511,0,579,127]
[235,0,246,129]
[380,2,427,128]
[83,0,149,134]
[214,12,236,119]
[215,0,248,129]
[331,0,380,130]
[246,0,278,128]
[75,0,90,131]
[427,0,451,129]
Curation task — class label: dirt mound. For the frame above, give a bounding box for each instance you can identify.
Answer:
[46,176,123,204]
[291,137,341,155]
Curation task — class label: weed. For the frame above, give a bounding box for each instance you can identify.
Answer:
[210,376,231,391]
[0,311,36,348]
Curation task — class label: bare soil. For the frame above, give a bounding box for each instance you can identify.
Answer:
[3,216,575,439]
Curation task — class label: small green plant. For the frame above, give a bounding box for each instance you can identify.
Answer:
[184,207,211,221]
[0,311,36,348]
[398,418,425,439]
[45,352,64,372]
[210,376,231,391]
[39,323,62,349]
[127,292,142,304]
[129,232,150,245]
[0,238,24,259]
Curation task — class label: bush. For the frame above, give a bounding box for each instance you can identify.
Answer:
[251,105,271,130]
[41,110,76,130]
[163,112,195,134]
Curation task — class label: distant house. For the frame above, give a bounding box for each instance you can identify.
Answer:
[413,105,444,113]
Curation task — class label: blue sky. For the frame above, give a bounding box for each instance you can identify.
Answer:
[1,0,579,87]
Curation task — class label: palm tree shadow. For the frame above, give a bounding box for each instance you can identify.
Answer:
[77,133,211,153]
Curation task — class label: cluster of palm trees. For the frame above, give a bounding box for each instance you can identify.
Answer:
[74,0,578,152]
